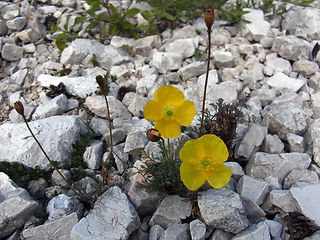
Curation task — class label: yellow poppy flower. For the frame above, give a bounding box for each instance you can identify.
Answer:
[144,85,196,139]
[179,134,232,191]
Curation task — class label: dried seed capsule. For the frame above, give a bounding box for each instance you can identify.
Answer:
[204,9,215,30]
[96,75,106,94]
[146,129,161,142]
[14,101,24,116]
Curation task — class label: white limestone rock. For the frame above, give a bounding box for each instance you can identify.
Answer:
[134,35,161,56]
[113,118,152,135]
[267,72,305,93]
[149,225,165,240]
[305,119,320,167]
[0,172,38,239]
[124,128,148,155]
[83,140,104,170]
[241,8,271,41]
[85,96,132,120]
[37,74,99,99]
[284,169,319,189]
[237,175,270,205]
[290,183,320,227]
[159,224,190,240]
[46,194,82,223]
[71,186,140,240]
[282,7,320,41]
[164,38,197,59]
[0,116,89,169]
[198,188,249,234]
[51,169,72,187]
[268,189,299,213]
[32,94,69,120]
[210,229,234,240]
[235,124,268,159]
[1,43,24,62]
[212,51,234,69]
[261,134,284,154]
[272,36,312,61]
[190,219,206,240]
[232,221,270,240]
[149,195,192,229]
[246,152,312,183]
[21,212,79,240]
[293,60,319,78]
[126,93,148,118]
[225,162,245,181]
[286,133,306,153]
[241,197,266,223]
[150,51,183,74]
[178,61,207,81]
[264,220,283,238]
[264,57,292,76]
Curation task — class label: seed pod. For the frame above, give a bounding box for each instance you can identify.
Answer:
[204,9,215,30]
[146,129,161,142]
[96,75,106,95]
[14,101,24,116]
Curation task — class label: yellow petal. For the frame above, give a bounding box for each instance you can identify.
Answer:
[206,163,232,189]
[155,119,181,139]
[144,100,163,121]
[180,162,206,191]
[198,134,229,163]
[154,85,185,106]
[175,100,196,126]
[179,139,205,164]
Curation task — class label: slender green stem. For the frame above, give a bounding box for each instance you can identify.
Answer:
[199,29,212,137]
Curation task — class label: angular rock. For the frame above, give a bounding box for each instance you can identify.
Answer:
[286,133,306,153]
[172,25,197,38]
[232,221,270,240]
[262,103,307,139]
[113,118,152,135]
[83,140,104,170]
[235,124,268,159]
[264,57,292,76]
[149,195,192,229]
[261,134,284,154]
[149,225,164,240]
[264,220,283,238]
[224,162,245,181]
[198,188,249,234]
[212,51,234,69]
[290,183,320,227]
[71,186,140,240]
[136,74,158,95]
[272,36,312,61]
[103,143,128,173]
[267,72,305,93]
[190,219,206,240]
[241,8,271,41]
[0,172,38,239]
[293,60,319,78]
[268,189,298,213]
[178,61,207,81]
[21,212,79,240]
[159,224,190,240]
[283,170,319,189]
[46,194,82,223]
[150,52,182,74]
[1,43,23,62]
[305,119,320,167]
[126,160,161,218]
[16,29,41,43]
[237,175,270,205]
[124,129,148,154]
[164,38,197,59]
[239,62,264,88]
[51,169,72,187]
[85,96,132,120]
[210,229,234,240]
[241,197,266,223]
[246,152,311,183]
[282,7,320,41]
[37,74,100,99]
[126,93,148,118]
[0,116,89,169]
[32,94,69,120]
[6,16,27,31]
[134,35,161,56]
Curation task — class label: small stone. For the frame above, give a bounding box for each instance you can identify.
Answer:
[286,133,306,153]
[6,16,27,31]
[135,35,161,56]
[210,229,234,240]
[164,38,197,59]
[190,219,206,240]
[237,175,270,205]
[46,194,82,222]
[51,169,72,187]
[149,225,165,240]
[83,140,104,170]
[232,221,270,240]
[149,195,192,229]
[159,224,190,240]
[124,129,148,155]
[264,57,292,76]
[1,43,23,62]
[0,19,8,36]
[268,189,298,213]
[264,220,283,238]
[283,170,319,189]
[267,72,305,93]
[150,51,182,74]
[212,51,234,69]
[178,61,207,81]
[224,162,245,181]
[16,29,41,43]
[10,69,27,86]
[261,134,284,154]
[305,119,320,167]
[241,197,266,223]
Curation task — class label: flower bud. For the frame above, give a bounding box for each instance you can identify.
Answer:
[204,9,215,30]
[146,129,161,142]
[96,75,106,95]
[14,101,24,116]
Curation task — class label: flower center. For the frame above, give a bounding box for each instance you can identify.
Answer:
[163,105,175,120]
[197,158,214,175]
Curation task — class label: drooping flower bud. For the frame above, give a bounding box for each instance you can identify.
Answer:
[14,101,24,116]
[146,129,161,142]
[96,75,106,95]
[204,9,215,30]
